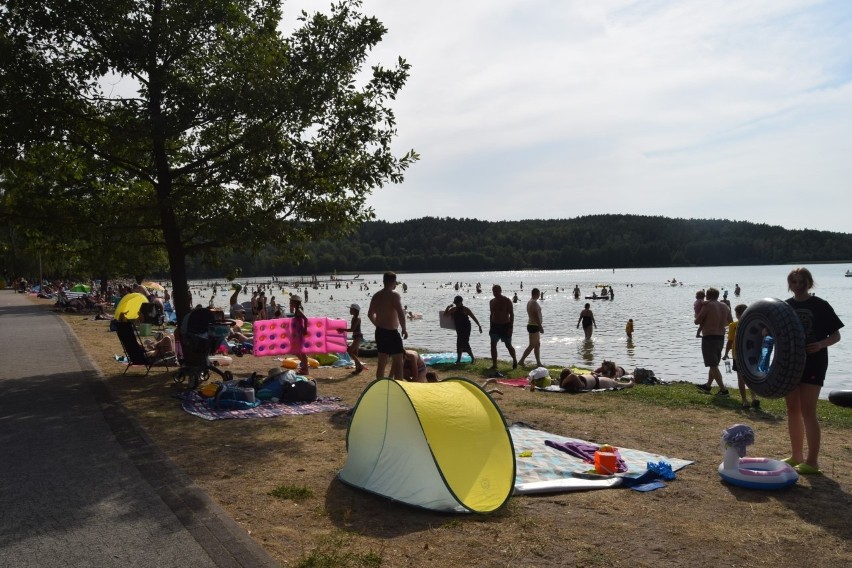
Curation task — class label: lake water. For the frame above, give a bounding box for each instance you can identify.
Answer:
[186,263,852,396]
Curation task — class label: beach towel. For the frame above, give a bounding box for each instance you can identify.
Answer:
[496,378,530,388]
[421,353,472,365]
[543,440,629,473]
[511,423,693,494]
[178,390,348,421]
[539,384,633,393]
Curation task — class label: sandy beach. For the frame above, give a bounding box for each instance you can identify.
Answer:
[45,295,852,568]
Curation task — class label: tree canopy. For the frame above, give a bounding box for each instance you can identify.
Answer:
[1,0,416,318]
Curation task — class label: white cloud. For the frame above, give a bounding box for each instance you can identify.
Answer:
[287,0,852,232]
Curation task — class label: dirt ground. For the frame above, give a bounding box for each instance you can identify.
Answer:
[57,307,852,567]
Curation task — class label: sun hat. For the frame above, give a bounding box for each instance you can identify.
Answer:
[350,303,360,311]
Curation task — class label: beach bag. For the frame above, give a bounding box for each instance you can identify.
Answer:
[210,382,259,409]
[528,367,552,388]
[281,377,318,403]
[256,370,295,399]
[633,368,656,384]
[257,370,317,402]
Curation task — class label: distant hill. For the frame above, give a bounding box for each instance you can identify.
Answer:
[183,215,852,278]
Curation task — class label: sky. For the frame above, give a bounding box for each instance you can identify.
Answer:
[285,1,852,233]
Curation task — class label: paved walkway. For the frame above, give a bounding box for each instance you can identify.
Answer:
[0,290,278,568]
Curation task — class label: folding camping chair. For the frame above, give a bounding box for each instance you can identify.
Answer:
[114,321,177,376]
[174,307,233,389]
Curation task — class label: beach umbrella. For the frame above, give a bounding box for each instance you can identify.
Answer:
[71,283,91,293]
[114,292,148,320]
[143,281,165,291]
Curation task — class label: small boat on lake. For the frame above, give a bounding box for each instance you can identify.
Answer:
[845,270,852,277]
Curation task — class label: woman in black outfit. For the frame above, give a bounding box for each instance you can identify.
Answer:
[444,295,483,364]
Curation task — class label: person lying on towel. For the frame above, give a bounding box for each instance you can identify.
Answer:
[593,360,628,378]
[559,369,634,392]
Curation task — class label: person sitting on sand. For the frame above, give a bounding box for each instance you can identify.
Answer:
[594,360,627,378]
[227,319,251,344]
[402,349,428,382]
[559,369,634,392]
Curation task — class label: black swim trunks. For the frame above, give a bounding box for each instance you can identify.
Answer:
[701,335,724,367]
[489,323,513,344]
[375,327,404,355]
[527,324,541,334]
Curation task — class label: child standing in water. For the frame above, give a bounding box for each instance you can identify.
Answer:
[625,318,634,339]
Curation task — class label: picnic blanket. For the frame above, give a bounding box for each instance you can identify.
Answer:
[511,423,693,494]
[178,390,349,421]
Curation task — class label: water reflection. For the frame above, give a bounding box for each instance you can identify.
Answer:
[578,339,595,367]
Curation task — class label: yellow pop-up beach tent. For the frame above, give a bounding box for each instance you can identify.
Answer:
[339,378,515,513]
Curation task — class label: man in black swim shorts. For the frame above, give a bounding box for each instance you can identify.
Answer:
[488,285,517,374]
[375,327,404,356]
[519,288,544,367]
[695,287,733,396]
[367,271,408,380]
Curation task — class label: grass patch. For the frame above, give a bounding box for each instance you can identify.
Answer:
[269,484,314,501]
[296,532,383,568]
[629,383,852,428]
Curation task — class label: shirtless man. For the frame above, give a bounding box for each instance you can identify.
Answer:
[695,287,733,396]
[518,288,543,367]
[367,271,408,380]
[489,284,517,373]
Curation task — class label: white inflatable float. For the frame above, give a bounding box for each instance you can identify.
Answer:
[718,424,797,490]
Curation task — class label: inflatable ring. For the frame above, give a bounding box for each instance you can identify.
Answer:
[734,298,806,399]
[718,457,798,490]
[359,341,378,358]
[828,390,852,408]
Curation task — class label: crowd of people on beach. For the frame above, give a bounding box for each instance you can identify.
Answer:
[690,268,842,476]
[354,268,843,477]
[13,264,842,477]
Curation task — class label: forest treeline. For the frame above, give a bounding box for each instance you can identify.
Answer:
[180,215,852,278]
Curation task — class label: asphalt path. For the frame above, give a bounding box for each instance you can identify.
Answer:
[0,290,278,568]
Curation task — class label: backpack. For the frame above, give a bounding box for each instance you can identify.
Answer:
[258,370,318,403]
[280,377,317,403]
[633,368,656,384]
